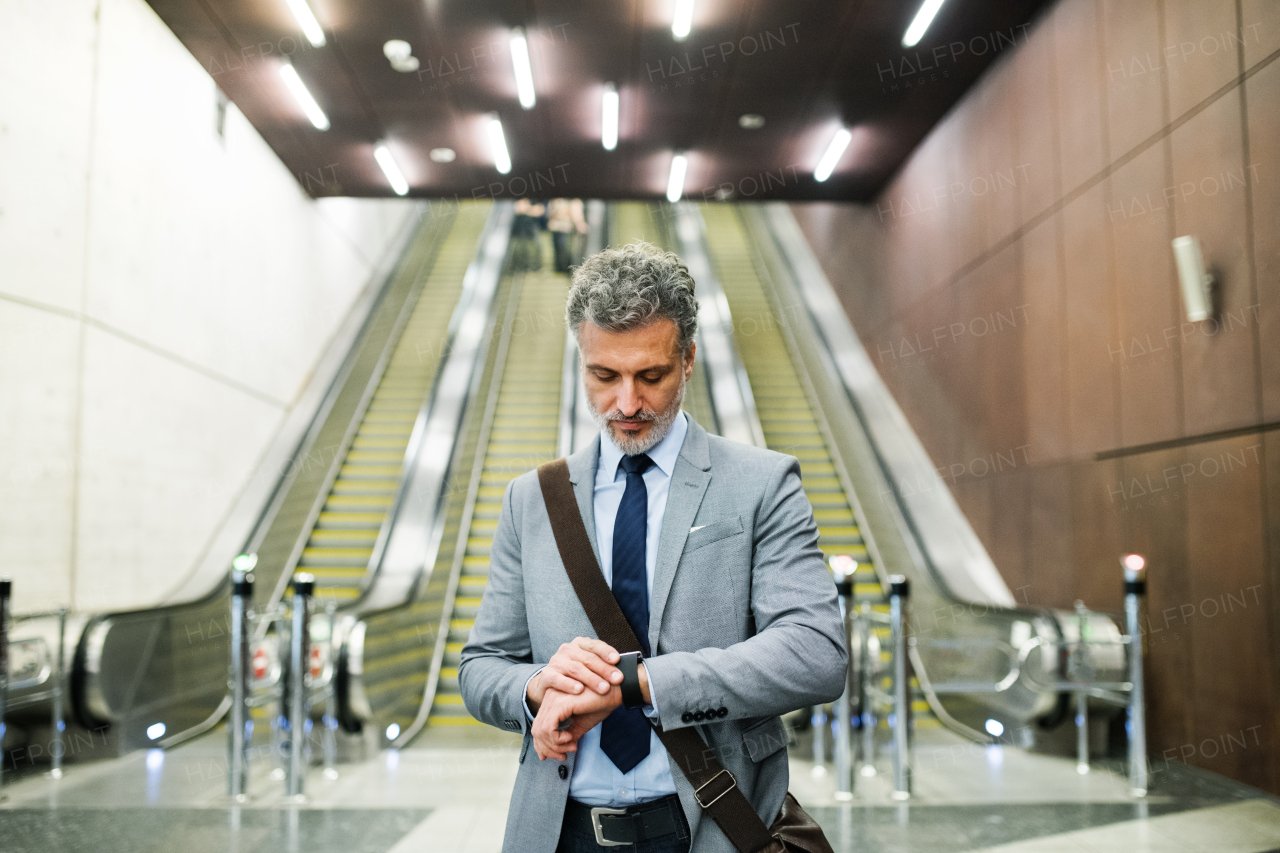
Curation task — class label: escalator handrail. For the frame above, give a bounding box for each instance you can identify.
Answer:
[670,203,767,449]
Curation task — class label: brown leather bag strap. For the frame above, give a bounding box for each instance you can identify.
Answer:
[537,459,777,853]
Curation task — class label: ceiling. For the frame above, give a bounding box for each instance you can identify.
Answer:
[148,0,1050,201]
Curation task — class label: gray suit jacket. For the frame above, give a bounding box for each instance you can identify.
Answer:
[459,417,848,853]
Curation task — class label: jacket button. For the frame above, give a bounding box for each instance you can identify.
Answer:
[558,765,568,780]
[717,707,728,718]
[693,711,705,722]
[681,712,693,724]
[705,708,716,720]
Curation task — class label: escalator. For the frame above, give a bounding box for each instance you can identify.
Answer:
[295,209,490,600]
[346,236,575,741]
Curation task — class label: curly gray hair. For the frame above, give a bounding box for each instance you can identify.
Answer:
[566,240,699,352]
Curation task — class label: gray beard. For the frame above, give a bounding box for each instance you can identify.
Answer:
[589,378,686,456]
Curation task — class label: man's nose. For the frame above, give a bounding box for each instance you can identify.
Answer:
[616,380,641,415]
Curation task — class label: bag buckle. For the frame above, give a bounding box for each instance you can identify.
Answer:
[590,806,631,847]
[694,769,738,809]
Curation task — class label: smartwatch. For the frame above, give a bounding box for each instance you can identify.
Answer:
[618,651,644,709]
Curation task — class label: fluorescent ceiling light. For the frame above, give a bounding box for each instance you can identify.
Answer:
[283,0,326,48]
[667,153,688,202]
[672,0,695,40]
[279,63,330,130]
[902,0,946,47]
[510,28,536,110]
[374,144,409,196]
[814,127,852,182]
[602,83,619,151]
[488,116,512,174]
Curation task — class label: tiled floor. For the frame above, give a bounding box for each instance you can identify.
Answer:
[1,725,1277,853]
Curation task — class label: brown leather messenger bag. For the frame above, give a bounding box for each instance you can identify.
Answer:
[537,458,835,853]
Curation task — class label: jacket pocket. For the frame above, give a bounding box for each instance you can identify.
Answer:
[684,515,744,553]
[741,716,788,763]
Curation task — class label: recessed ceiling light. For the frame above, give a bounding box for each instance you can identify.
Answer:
[374,143,409,196]
[429,147,456,163]
[667,153,688,203]
[283,0,326,48]
[279,63,330,130]
[814,127,852,182]
[738,113,765,130]
[902,0,947,48]
[602,83,619,151]
[672,0,695,40]
[510,28,536,110]
[488,116,512,174]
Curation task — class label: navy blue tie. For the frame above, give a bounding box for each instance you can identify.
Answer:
[600,453,653,774]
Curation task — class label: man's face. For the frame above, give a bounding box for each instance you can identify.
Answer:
[579,318,695,455]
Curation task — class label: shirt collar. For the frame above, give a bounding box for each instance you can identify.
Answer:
[598,411,688,482]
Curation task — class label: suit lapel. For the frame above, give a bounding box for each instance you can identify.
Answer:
[648,418,712,649]
[565,436,603,571]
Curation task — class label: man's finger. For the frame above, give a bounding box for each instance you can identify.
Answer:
[572,637,621,663]
[544,671,586,694]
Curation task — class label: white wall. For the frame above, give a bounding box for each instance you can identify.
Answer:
[0,0,422,614]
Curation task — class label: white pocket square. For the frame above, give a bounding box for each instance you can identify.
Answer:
[689,525,706,532]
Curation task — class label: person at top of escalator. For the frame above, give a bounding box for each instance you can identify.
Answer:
[547,198,588,274]
[511,198,545,272]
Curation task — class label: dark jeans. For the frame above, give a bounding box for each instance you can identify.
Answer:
[555,797,691,853]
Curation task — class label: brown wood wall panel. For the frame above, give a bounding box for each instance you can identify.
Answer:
[1100,0,1167,161]
[1246,61,1280,423]
[1110,143,1182,448]
[789,0,1280,795]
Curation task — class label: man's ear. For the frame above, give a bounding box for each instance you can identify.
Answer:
[684,341,696,380]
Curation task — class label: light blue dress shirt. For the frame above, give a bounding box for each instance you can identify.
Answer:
[525,412,687,806]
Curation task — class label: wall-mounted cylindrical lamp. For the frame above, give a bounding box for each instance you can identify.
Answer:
[1172,235,1213,322]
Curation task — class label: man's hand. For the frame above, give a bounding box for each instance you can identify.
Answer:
[531,685,621,761]
[526,638,622,714]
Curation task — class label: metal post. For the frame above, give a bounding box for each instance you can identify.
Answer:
[287,573,314,799]
[810,704,827,776]
[830,557,855,800]
[1073,601,1089,775]
[1123,557,1147,797]
[888,574,911,800]
[51,606,67,780]
[229,559,255,800]
[858,603,876,777]
[0,577,10,798]
[321,602,339,781]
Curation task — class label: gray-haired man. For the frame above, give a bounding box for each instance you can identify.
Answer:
[460,241,848,852]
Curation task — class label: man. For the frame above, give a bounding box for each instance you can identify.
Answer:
[460,240,847,852]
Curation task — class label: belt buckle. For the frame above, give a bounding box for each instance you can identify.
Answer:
[590,806,631,847]
[693,769,737,809]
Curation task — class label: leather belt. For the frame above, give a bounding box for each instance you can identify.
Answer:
[564,794,685,847]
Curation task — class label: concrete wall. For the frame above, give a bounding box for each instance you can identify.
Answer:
[0,0,420,614]
[792,0,1279,793]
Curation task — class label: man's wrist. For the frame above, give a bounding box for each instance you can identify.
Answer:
[526,668,545,715]
[639,661,651,705]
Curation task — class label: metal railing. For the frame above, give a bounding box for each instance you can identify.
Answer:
[826,560,1152,799]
